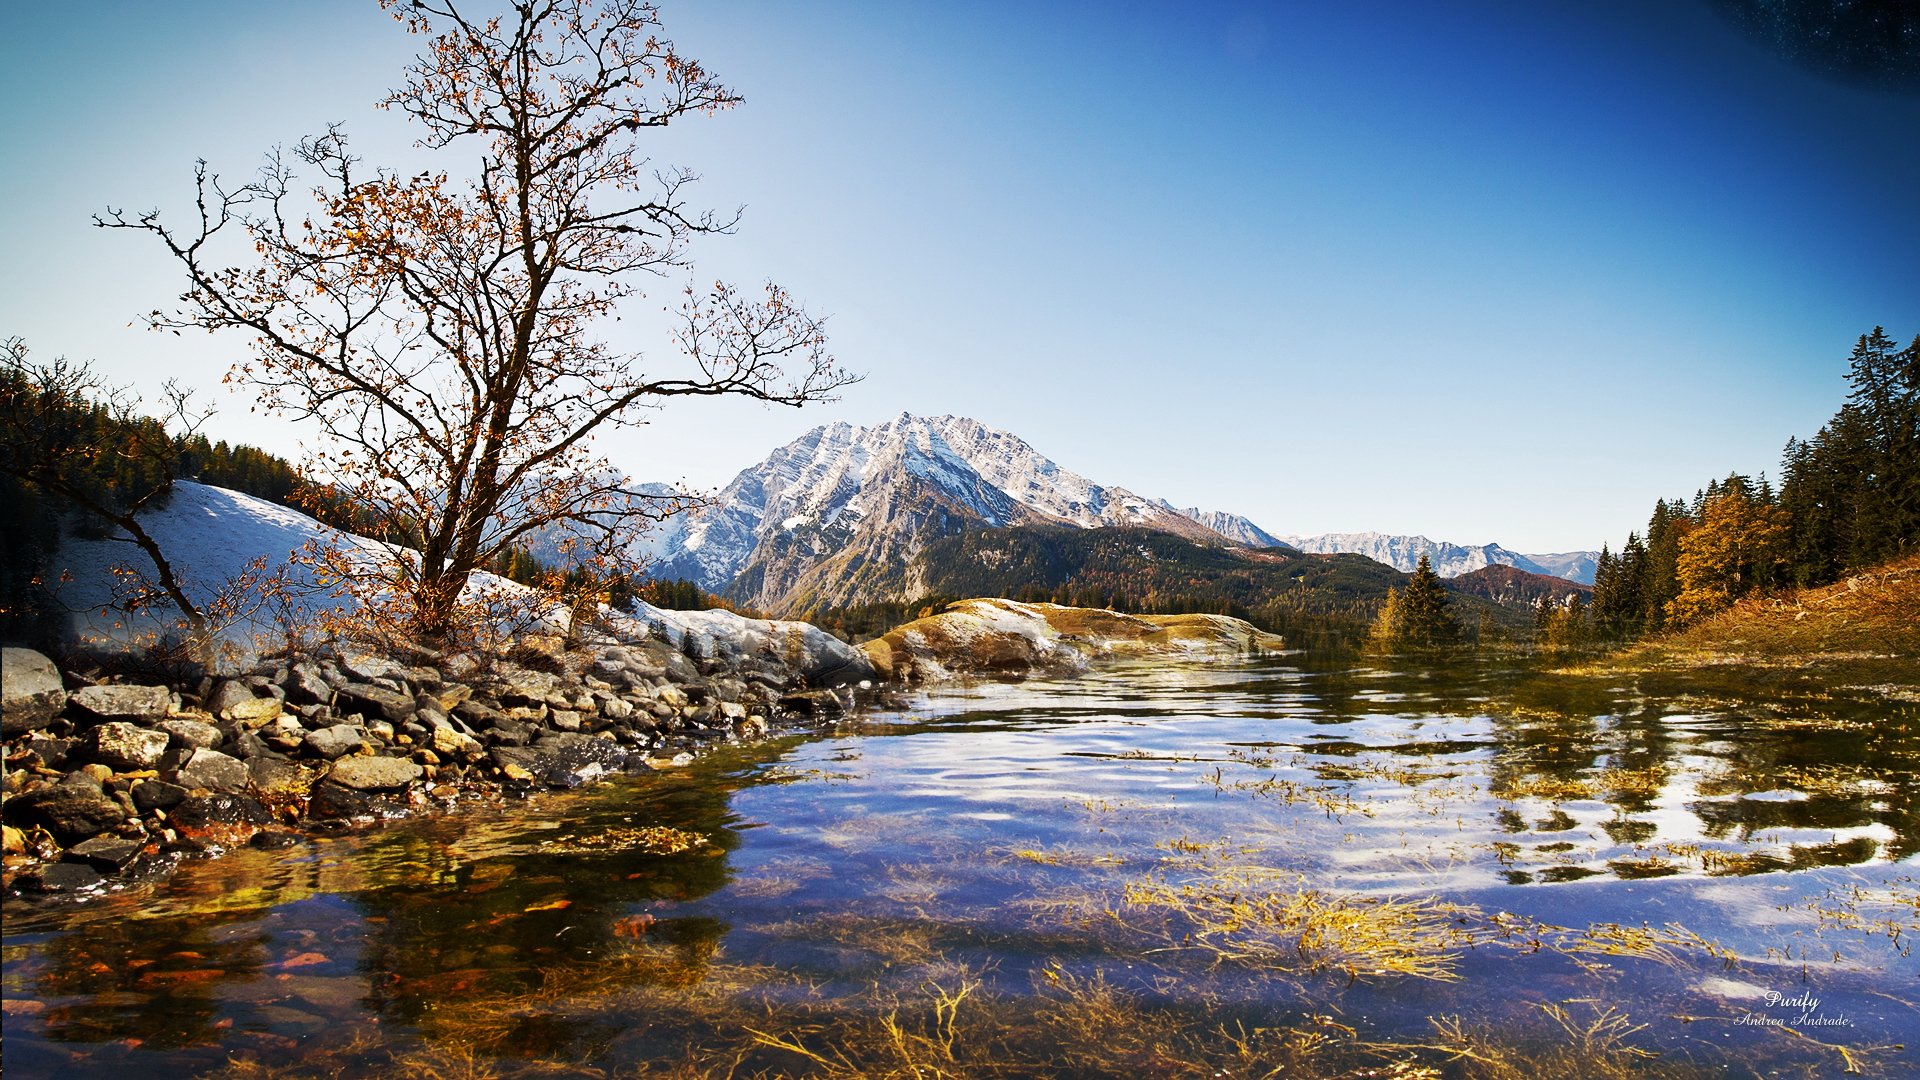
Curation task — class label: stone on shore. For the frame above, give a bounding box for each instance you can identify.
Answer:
[156,718,225,750]
[84,721,172,771]
[304,725,367,760]
[4,783,127,846]
[326,755,424,791]
[169,748,253,794]
[2,648,67,736]
[862,599,1286,683]
[71,683,172,721]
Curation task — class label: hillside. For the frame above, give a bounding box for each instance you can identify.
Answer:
[1446,564,1592,608]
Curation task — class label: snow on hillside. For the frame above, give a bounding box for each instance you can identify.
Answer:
[46,481,862,672]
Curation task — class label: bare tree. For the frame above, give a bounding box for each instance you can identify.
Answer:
[100,0,856,643]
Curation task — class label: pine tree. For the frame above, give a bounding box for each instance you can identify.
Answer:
[1367,554,1459,650]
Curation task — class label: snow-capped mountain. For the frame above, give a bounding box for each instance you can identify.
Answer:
[639,414,1232,611]
[1157,503,1285,548]
[1272,532,1599,585]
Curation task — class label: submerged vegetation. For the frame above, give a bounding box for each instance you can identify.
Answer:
[6,646,1916,1080]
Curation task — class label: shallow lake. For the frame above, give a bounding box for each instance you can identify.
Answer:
[5,652,1917,1078]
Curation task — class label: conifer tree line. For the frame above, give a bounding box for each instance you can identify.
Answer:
[1588,327,1918,638]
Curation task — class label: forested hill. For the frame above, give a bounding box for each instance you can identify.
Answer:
[816,524,1535,635]
[1446,564,1591,609]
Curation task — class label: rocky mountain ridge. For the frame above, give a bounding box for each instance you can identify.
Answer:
[634,414,1599,613]
[639,414,1240,612]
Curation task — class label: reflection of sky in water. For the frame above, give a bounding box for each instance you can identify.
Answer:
[4,655,1916,1076]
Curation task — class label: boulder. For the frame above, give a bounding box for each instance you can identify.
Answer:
[156,718,225,750]
[169,793,274,846]
[4,784,126,846]
[131,779,191,813]
[307,780,386,819]
[326,755,423,791]
[23,862,106,893]
[285,663,334,706]
[169,748,252,794]
[860,600,1286,684]
[65,835,142,872]
[25,738,79,771]
[335,682,414,724]
[71,683,172,721]
[304,725,367,760]
[338,650,405,684]
[428,726,484,760]
[453,698,506,728]
[204,679,257,718]
[248,759,321,803]
[225,696,284,727]
[778,689,848,715]
[481,716,534,747]
[2,648,67,736]
[84,721,172,771]
[538,738,627,789]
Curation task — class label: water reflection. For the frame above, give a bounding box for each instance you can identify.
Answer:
[3,652,1916,1078]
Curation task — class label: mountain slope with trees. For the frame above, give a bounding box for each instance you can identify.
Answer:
[1589,327,1917,640]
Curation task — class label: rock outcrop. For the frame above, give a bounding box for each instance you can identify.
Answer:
[862,599,1287,683]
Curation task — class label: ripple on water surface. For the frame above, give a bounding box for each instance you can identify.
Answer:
[3,653,1916,1078]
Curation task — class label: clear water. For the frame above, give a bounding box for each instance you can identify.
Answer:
[4,652,1917,1078]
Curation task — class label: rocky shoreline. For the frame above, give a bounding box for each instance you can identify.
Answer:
[1,633,883,900]
[2,598,1284,902]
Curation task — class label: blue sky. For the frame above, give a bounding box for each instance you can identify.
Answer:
[3,0,1916,553]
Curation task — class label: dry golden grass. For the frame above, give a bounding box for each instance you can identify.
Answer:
[1585,554,1920,687]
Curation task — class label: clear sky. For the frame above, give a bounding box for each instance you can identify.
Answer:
[3,0,1916,554]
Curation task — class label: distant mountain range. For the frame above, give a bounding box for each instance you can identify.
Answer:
[632,413,1598,614]
[1273,532,1599,584]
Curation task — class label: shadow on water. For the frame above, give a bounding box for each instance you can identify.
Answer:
[4,650,1918,1078]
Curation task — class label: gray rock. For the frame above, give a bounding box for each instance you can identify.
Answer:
[336,682,414,724]
[131,779,191,813]
[4,784,125,846]
[483,717,533,747]
[157,718,225,750]
[453,699,506,728]
[2,648,67,736]
[26,862,106,893]
[304,725,367,760]
[169,793,273,844]
[25,738,78,771]
[66,835,142,872]
[779,689,849,715]
[540,738,628,789]
[307,779,388,818]
[709,677,748,703]
[286,663,334,706]
[326,755,423,791]
[84,721,172,771]
[170,748,252,794]
[72,683,172,721]
[338,650,405,684]
[204,680,256,718]
[428,726,484,760]
[549,710,584,732]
